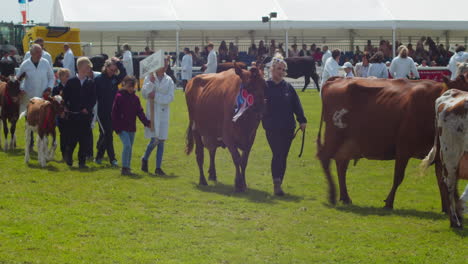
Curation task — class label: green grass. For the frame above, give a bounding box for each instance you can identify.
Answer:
[0,90,467,264]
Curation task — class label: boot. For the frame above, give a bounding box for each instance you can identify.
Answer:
[141,158,148,172]
[121,167,132,176]
[273,180,284,196]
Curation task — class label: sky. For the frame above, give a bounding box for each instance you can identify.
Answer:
[1,0,54,23]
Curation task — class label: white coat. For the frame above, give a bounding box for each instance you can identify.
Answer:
[181,54,193,80]
[321,50,332,66]
[17,58,55,99]
[141,74,175,140]
[204,49,217,74]
[367,63,388,78]
[321,57,340,86]
[122,50,134,76]
[389,56,420,79]
[448,51,468,80]
[23,50,53,68]
[63,48,75,76]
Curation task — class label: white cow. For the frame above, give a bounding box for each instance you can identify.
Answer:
[422,89,468,228]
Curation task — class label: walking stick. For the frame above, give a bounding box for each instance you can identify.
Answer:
[293,127,306,158]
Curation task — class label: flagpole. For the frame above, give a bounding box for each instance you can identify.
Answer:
[27,1,29,23]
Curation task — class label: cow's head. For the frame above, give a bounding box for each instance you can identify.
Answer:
[49,95,65,117]
[1,73,25,104]
[234,63,266,119]
[442,73,468,93]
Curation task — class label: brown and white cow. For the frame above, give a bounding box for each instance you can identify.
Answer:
[0,74,25,151]
[316,76,468,211]
[421,88,468,228]
[24,96,64,167]
[185,64,266,191]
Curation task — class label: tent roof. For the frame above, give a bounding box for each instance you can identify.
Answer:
[50,0,468,31]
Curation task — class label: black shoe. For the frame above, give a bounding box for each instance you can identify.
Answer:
[155,168,166,176]
[79,164,89,169]
[141,158,148,172]
[121,167,133,176]
[274,183,285,196]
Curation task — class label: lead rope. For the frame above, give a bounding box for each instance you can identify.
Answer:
[293,127,306,158]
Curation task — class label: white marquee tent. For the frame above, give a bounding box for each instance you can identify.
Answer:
[50,0,468,60]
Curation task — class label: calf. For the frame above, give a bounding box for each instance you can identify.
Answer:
[0,74,24,151]
[25,96,64,167]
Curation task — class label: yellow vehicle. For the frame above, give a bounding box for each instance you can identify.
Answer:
[22,26,82,61]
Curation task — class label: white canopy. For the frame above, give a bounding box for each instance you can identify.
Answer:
[50,0,468,31]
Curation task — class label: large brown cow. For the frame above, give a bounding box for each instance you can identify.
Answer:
[0,74,24,151]
[185,65,266,191]
[316,76,468,211]
[200,62,248,73]
[25,96,64,167]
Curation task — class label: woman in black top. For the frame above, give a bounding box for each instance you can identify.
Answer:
[262,54,307,196]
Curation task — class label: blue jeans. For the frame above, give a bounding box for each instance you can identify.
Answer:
[118,131,135,169]
[142,138,165,169]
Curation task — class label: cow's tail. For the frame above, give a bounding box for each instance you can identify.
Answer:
[185,119,194,155]
[420,120,439,174]
[19,110,26,120]
[316,106,324,153]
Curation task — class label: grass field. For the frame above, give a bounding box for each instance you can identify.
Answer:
[0,90,467,264]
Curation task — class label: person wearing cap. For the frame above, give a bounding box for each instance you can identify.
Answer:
[141,57,175,176]
[63,43,75,76]
[122,43,134,76]
[204,42,217,74]
[181,48,193,91]
[342,62,355,77]
[448,45,468,80]
[389,45,420,79]
[262,53,307,196]
[23,38,53,68]
[321,49,341,86]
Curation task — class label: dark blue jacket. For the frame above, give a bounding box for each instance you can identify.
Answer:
[94,61,126,120]
[262,80,307,131]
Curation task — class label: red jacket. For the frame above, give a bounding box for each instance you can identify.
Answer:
[111,90,150,133]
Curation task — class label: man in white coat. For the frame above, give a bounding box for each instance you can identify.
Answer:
[448,45,468,80]
[389,45,420,79]
[122,43,134,76]
[204,42,217,74]
[23,38,53,68]
[181,48,193,91]
[321,46,332,66]
[62,43,75,76]
[321,49,341,87]
[17,44,55,112]
[141,58,175,176]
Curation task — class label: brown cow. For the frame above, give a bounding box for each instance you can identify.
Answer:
[25,96,64,167]
[185,64,266,191]
[0,74,25,151]
[200,62,248,73]
[316,76,468,210]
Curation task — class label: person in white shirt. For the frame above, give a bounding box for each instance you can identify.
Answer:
[62,43,75,76]
[389,45,420,79]
[367,51,388,78]
[204,42,217,74]
[289,44,300,57]
[181,48,193,91]
[141,57,175,176]
[122,43,134,76]
[354,52,370,77]
[23,38,53,68]
[321,49,341,86]
[16,44,55,112]
[448,45,468,80]
[342,62,354,77]
[321,46,332,66]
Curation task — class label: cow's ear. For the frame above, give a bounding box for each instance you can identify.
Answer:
[249,67,259,79]
[0,75,7,82]
[234,63,243,77]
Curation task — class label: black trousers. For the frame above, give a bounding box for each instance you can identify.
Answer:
[265,128,295,184]
[66,116,92,166]
[57,120,67,156]
[95,117,116,162]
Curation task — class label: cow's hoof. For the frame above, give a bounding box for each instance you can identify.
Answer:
[340,198,353,205]
[235,185,247,193]
[208,174,217,182]
[383,205,394,210]
[199,179,208,186]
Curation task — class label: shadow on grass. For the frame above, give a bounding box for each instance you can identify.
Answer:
[68,166,100,173]
[195,181,303,204]
[3,148,26,157]
[451,227,468,237]
[27,163,59,172]
[121,172,145,179]
[148,172,179,180]
[335,204,447,220]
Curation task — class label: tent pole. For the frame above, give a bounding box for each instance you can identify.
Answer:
[100,32,103,54]
[285,29,289,58]
[392,26,396,58]
[176,30,180,77]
